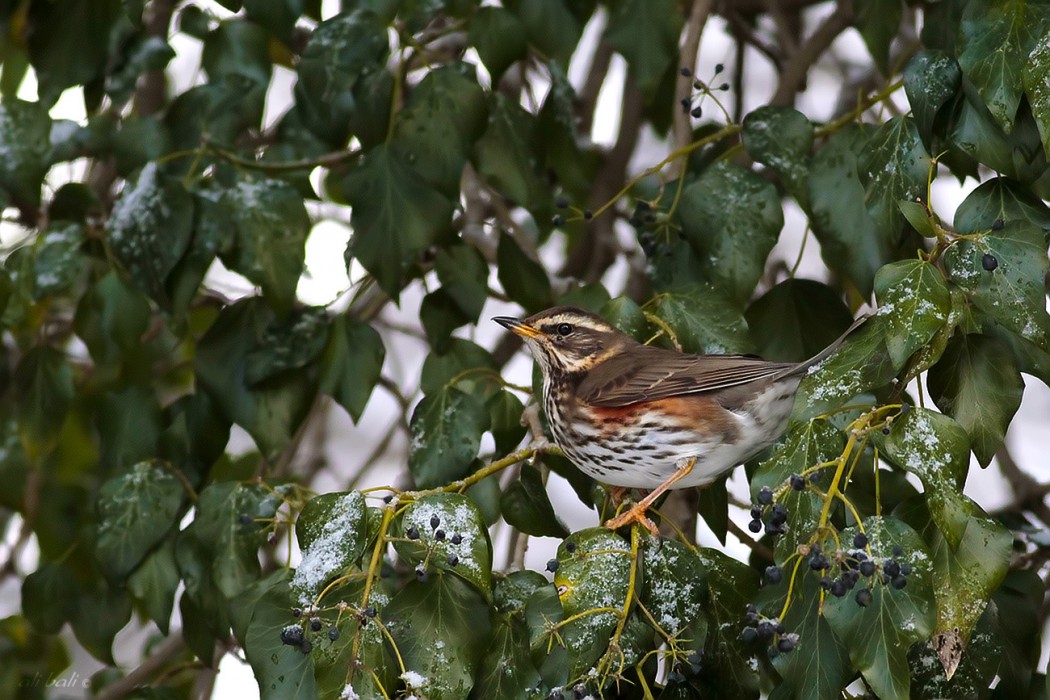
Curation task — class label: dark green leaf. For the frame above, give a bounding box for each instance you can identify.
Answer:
[469,6,527,81]
[822,517,935,700]
[106,36,175,104]
[32,223,84,299]
[497,233,553,313]
[385,573,493,699]
[420,337,499,397]
[474,614,540,699]
[882,407,971,547]
[394,63,487,197]
[344,143,454,297]
[641,539,706,639]
[897,199,936,238]
[195,298,317,461]
[421,288,471,353]
[71,585,132,664]
[604,0,683,94]
[395,493,494,597]
[554,529,631,677]
[903,51,962,143]
[15,345,74,462]
[474,94,547,211]
[693,549,760,697]
[873,259,951,367]
[650,285,750,354]
[746,279,855,363]
[494,570,549,615]
[742,106,813,204]
[127,539,180,635]
[319,314,385,422]
[95,461,184,581]
[509,0,586,66]
[1024,32,1050,158]
[909,605,1001,700]
[954,176,1050,233]
[291,491,368,607]
[222,178,311,315]
[0,99,50,206]
[108,163,195,305]
[26,0,120,104]
[854,0,903,74]
[500,463,569,538]
[408,387,489,488]
[753,419,844,558]
[96,384,163,471]
[676,162,784,305]
[202,18,272,87]
[958,0,1050,134]
[434,244,489,322]
[486,390,527,455]
[244,307,329,385]
[927,334,1023,467]
[22,563,79,635]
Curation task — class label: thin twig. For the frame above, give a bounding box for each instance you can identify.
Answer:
[95,634,187,700]
[674,0,715,151]
[770,0,855,107]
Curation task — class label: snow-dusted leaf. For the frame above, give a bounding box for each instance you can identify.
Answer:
[408,386,489,488]
[291,491,368,607]
[874,259,951,367]
[641,539,706,639]
[651,284,750,354]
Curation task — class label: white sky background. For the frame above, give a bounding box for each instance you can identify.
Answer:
[0,1,1047,697]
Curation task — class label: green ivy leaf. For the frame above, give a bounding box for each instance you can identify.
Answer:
[1024,32,1050,158]
[74,272,152,372]
[71,583,132,664]
[497,233,553,313]
[26,0,121,105]
[897,199,936,238]
[693,549,760,697]
[500,464,569,539]
[745,279,855,363]
[385,573,493,699]
[395,493,494,597]
[317,314,384,422]
[222,178,311,315]
[641,539,706,640]
[408,387,489,488]
[882,407,971,548]
[195,298,317,461]
[291,491,368,607]
[474,94,548,211]
[434,244,490,323]
[32,223,84,299]
[202,18,272,87]
[244,306,329,385]
[953,176,1050,233]
[651,284,750,354]
[873,259,951,367]
[108,162,195,305]
[486,390,527,455]
[854,0,903,74]
[944,219,1050,350]
[927,334,1023,467]
[903,51,962,144]
[908,606,1001,700]
[474,612,540,699]
[753,420,844,558]
[958,0,1050,134]
[420,337,500,397]
[604,0,683,94]
[14,345,74,462]
[822,517,935,700]
[676,162,784,305]
[742,106,813,205]
[469,6,527,81]
[21,563,80,635]
[0,99,52,207]
[508,0,585,67]
[554,529,631,678]
[95,461,184,581]
[127,540,180,635]
[421,288,472,353]
[394,63,487,197]
[345,143,454,298]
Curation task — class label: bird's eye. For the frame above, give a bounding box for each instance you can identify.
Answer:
[556,323,573,337]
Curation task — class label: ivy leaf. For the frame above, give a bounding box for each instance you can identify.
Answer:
[108,162,195,305]
[497,233,553,313]
[474,94,548,211]
[434,244,489,323]
[344,143,454,298]
[508,0,585,67]
[944,219,1050,350]
[395,493,494,598]
[500,463,569,539]
[873,259,951,367]
[641,539,706,640]
[473,612,540,699]
[742,106,813,205]
[71,584,132,664]
[126,540,180,635]
[0,99,52,207]
[408,387,489,488]
[745,279,855,363]
[468,6,527,81]
[420,337,500,398]
[752,419,845,558]
[244,307,329,385]
[903,51,962,144]
[676,162,784,305]
[554,529,631,678]
[650,284,750,354]
[74,272,151,372]
[854,0,903,74]
[822,517,936,700]
[318,314,385,422]
[95,461,185,581]
[958,0,1050,134]
[693,549,760,697]
[1024,32,1050,158]
[222,178,311,316]
[14,345,74,462]
[927,334,1023,467]
[22,563,80,635]
[486,390,527,455]
[604,0,682,94]
[385,573,493,699]
[32,223,84,299]
[291,491,368,607]
[882,407,971,548]
[953,176,1050,233]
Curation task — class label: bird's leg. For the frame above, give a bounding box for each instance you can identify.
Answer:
[604,457,697,536]
[607,486,631,506]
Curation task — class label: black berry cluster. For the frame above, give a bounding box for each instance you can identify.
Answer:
[740,604,798,658]
[678,63,728,119]
[826,539,913,606]
[666,650,704,684]
[279,616,345,655]
[748,486,789,535]
[551,197,593,227]
[405,514,466,581]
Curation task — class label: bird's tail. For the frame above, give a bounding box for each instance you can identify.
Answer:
[778,314,870,379]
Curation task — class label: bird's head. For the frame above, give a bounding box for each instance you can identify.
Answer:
[493,306,630,376]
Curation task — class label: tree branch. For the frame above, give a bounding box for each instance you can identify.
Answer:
[770,0,854,107]
[674,0,715,151]
[95,634,187,700]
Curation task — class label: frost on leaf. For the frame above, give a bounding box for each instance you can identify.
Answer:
[292,491,367,606]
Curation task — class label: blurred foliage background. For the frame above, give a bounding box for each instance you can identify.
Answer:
[0,0,1049,698]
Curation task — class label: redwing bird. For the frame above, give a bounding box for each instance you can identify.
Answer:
[494,306,862,534]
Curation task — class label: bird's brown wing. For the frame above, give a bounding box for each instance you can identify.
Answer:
[577,345,796,407]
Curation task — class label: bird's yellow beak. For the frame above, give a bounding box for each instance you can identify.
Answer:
[493,316,543,340]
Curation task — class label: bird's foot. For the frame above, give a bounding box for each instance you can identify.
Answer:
[604,505,659,537]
